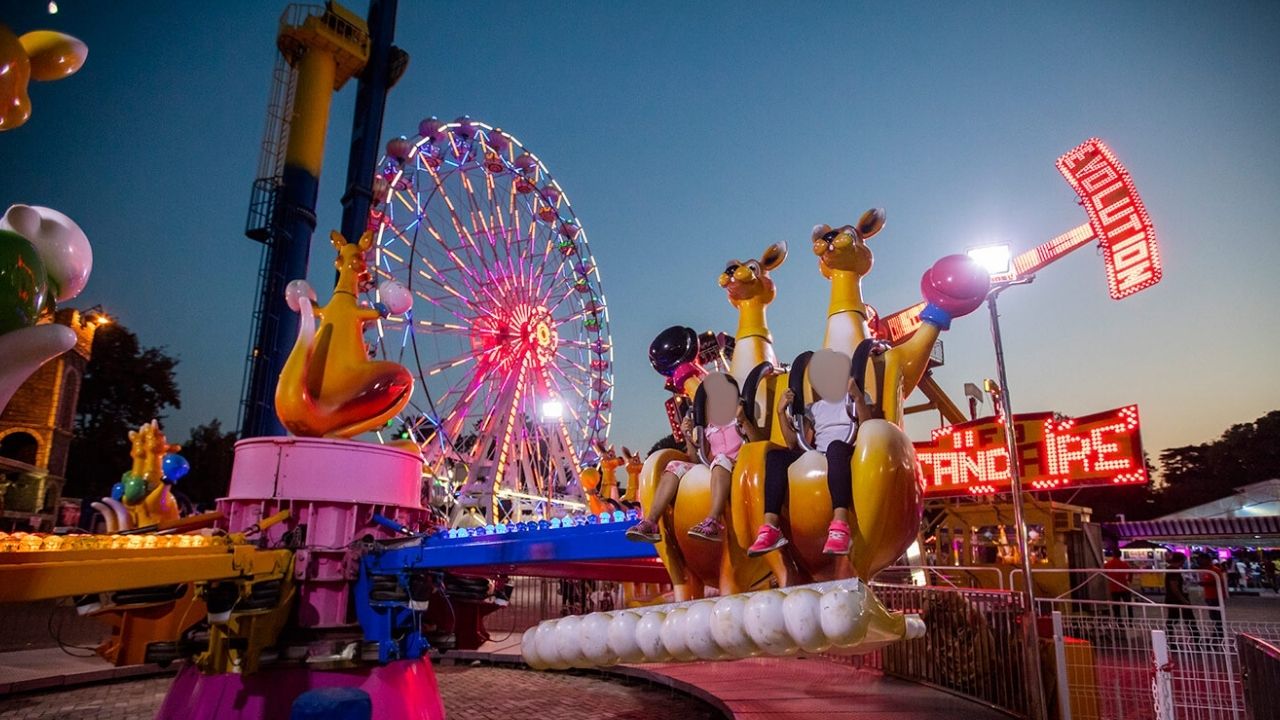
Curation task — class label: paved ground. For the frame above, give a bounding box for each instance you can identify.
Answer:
[0,666,722,720]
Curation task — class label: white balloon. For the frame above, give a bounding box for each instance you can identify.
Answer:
[744,590,796,656]
[554,615,586,667]
[1,204,91,301]
[683,601,725,660]
[285,279,316,312]
[782,588,830,653]
[659,607,697,662]
[521,627,544,669]
[819,587,869,647]
[607,611,645,663]
[634,611,670,662]
[579,613,616,666]
[378,279,413,315]
[711,594,760,657]
[534,621,569,670]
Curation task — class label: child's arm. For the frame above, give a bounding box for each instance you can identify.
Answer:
[680,415,698,457]
[738,405,767,443]
[777,390,801,450]
[851,379,873,423]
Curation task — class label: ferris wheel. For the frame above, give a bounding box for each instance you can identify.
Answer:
[365,116,613,523]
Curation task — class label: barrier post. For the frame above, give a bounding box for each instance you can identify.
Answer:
[1151,630,1175,720]
[1052,610,1072,720]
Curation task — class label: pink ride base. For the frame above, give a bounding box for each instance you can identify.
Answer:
[218,437,430,627]
[156,659,445,720]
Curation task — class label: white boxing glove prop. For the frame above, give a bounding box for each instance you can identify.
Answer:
[522,579,924,670]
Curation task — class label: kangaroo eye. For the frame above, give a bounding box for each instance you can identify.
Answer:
[724,264,739,276]
[822,231,838,242]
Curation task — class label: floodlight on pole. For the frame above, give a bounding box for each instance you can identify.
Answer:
[966,244,1012,276]
[978,268,1047,720]
[540,399,564,421]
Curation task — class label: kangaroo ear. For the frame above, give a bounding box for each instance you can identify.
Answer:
[330,230,347,250]
[857,208,886,239]
[761,241,788,271]
[811,224,832,242]
[622,446,634,459]
[358,231,375,252]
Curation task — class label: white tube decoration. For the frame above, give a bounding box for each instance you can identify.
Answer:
[523,578,923,670]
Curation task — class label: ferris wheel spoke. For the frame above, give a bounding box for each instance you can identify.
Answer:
[420,349,486,377]
[459,172,522,294]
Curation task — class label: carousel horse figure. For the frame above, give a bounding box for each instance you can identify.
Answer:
[275,230,413,438]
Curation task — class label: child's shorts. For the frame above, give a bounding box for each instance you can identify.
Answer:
[664,454,735,479]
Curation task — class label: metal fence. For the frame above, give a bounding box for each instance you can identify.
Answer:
[1238,634,1280,720]
[1023,568,1280,720]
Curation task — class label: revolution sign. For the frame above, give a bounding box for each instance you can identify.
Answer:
[914,405,1148,498]
[1056,138,1162,300]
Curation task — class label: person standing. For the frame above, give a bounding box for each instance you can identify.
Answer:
[1104,549,1135,620]
[1164,552,1197,647]
[1197,554,1226,639]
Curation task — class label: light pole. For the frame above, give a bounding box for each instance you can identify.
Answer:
[967,244,1048,720]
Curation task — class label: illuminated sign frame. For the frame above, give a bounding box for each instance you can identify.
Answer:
[915,405,1148,498]
[1057,138,1162,300]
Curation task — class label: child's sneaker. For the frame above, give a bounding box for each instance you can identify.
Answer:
[625,519,661,543]
[748,524,788,556]
[823,520,853,555]
[687,517,724,542]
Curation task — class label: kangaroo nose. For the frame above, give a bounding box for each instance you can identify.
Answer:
[733,265,754,282]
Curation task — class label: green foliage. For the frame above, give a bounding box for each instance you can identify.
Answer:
[177,419,238,508]
[64,323,180,498]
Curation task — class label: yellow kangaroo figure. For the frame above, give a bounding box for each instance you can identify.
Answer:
[126,420,181,528]
[637,244,786,599]
[275,230,413,438]
[737,209,990,585]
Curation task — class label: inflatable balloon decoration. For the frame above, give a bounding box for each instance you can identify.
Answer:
[275,230,413,437]
[0,204,93,412]
[0,24,87,131]
[91,421,183,532]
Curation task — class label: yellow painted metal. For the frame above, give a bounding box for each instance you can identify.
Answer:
[916,374,968,424]
[195,558,296,675]
[0,544,293,602]
[277,4,370,177]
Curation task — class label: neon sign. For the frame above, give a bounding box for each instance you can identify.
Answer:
[915,405,1147,498]
[1057,138,1162,300]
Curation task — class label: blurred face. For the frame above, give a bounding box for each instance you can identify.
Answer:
[704,372,738,426]
[810,349,850,401]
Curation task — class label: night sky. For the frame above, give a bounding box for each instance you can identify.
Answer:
[2,1,1278,463]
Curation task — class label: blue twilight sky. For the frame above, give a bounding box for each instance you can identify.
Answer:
[2,1,1278,464]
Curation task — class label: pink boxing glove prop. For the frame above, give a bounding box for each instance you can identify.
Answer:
[919,254,991,329]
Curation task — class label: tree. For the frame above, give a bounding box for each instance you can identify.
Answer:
[65,323,180,498]
[648,433,682,455]
[177,420,237,508]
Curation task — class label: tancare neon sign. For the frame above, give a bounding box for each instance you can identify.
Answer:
[915,405,1148,497]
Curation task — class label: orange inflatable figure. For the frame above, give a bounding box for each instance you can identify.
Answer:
[0,24,87,131]
[275,231,413,437]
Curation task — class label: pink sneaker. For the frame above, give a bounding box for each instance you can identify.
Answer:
[687,517,724,542]
[626,519,661,543]
[823,520,852,555]
[748,524,788,556]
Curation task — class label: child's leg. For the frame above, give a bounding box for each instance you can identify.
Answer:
[644,471,682,523]
[762,448,799,527]
[826,440,855,524]
[707,464,731,519]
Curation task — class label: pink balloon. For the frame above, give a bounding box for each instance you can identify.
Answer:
[920,255,990,318]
